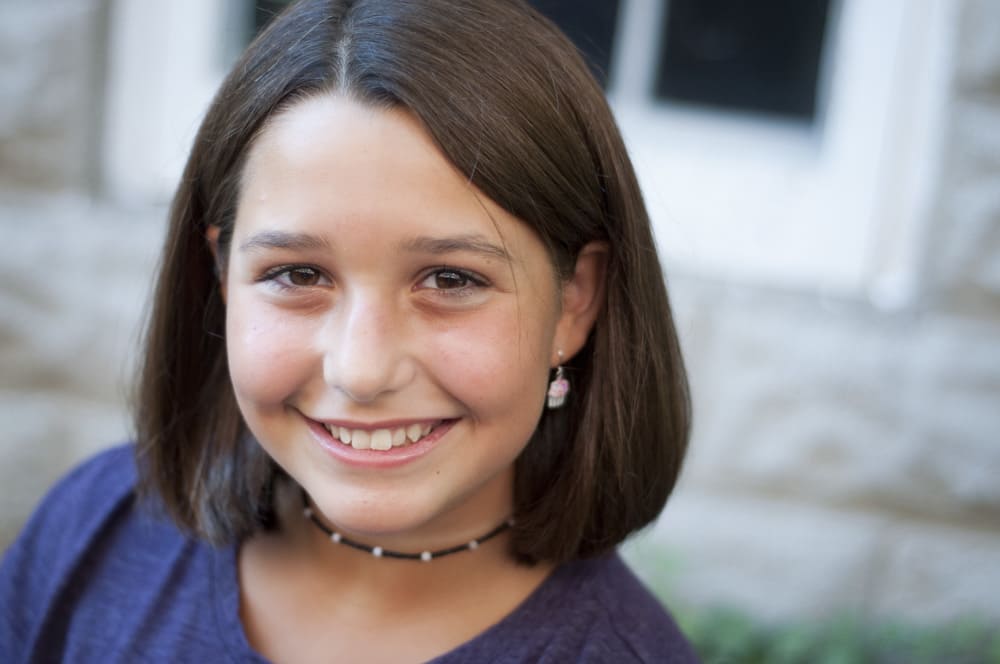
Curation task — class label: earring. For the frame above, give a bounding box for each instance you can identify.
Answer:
[547,351,570,409]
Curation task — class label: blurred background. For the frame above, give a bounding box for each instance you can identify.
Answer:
[2,0,998,660]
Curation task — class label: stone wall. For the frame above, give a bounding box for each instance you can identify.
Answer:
[632,279,1000,624]
[0,0,138,542]
[0,196,163,542]
[0,1,107,192]
[2,0,998,629]
[632,0,1000,626]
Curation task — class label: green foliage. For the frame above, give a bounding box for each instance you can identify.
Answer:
[674,607,1000,664]
[622,541,1000,664]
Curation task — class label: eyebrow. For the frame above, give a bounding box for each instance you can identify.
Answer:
[400,234,511,262]
[238,230,511,262]
[239,230,332,253]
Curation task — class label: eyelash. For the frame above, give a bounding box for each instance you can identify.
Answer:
[258,264,328,290]
[417,266,490,296]
[258,264,490,296]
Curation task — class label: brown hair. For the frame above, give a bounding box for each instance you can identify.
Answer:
[136,0,690,564]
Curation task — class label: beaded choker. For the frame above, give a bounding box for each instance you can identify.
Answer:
[302,502,513,562]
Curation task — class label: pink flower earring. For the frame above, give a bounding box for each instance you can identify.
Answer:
[547,350,570,409]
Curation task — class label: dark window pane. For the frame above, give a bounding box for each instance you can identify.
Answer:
[527,0,621,88]
[655,0,832,121]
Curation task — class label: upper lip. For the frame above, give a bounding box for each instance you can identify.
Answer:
[306,415,449,431]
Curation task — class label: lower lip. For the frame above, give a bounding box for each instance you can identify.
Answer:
[304,415,457,469]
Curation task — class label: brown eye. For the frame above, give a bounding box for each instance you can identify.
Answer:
[260,264,330,291]
[287,267,321,286]
[416,267,488,298]
[433,270,469,289]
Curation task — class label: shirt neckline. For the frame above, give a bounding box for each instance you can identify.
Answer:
[210,541,609,662]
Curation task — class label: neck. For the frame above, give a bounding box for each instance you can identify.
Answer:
[267,481,530,612]
[237,483,557,662]
[302,495,513,563]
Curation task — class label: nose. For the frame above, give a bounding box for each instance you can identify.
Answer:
[321,292,414,403]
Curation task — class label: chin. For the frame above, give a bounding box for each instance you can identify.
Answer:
[306,483,448,541]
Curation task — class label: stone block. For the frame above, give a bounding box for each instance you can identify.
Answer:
[870,521,1000,624]
[0,195,163,547]
[625,490,886,623]
[0,196,163,398]
[955,0,1000,91]
[673,281,913,499]
[901,315,1000,513]
[925,160,1000,315]
[0,1,104,190]
[669,275,1000,518]
[0,392,123,548]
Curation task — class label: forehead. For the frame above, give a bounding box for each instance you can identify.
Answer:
[236,94,529,256]
[245,95,455,193]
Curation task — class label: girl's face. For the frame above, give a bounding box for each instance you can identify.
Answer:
[223,95,568,549]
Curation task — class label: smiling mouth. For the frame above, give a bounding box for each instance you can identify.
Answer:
[320,420,446,451]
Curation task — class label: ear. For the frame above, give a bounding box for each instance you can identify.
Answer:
[552,241,608,365]
[206,225,227,303]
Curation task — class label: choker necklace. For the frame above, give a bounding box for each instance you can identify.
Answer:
[302,500,514,562]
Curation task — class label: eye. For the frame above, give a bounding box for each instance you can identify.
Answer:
[430,269,471,289]
[284,267,322,286]
[260,265,328,289]
[416,267,490,296]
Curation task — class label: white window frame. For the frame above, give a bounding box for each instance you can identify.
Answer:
[609,0,956,305]
[102,0,237,204]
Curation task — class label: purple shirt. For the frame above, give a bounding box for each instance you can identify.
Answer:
[1,445,698,662]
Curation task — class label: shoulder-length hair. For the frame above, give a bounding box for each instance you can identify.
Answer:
[136,0,690,565]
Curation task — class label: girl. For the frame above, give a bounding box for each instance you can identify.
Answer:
[0,0,695,661]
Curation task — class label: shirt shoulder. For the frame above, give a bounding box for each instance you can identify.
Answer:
[0,444,257,663]
[40,442,137,521]
[3,443,138,582]
[438,552,700,663]
[0,445,137,658]
[582,554,700,663]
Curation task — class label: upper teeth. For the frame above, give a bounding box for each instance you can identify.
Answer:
[324,422,436,450]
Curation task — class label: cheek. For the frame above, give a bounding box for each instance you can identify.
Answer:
[429,301,554,413]
[226,298,315,405]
